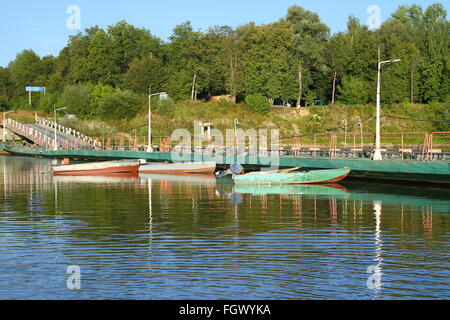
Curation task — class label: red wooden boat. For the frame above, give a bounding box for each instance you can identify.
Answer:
[52,159,140,176]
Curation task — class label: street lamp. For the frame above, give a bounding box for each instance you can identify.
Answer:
[3,110,14,143]
[147,89,168,152]
[342,119,348,148]
[234,119,239,150]
[53,107,67,150]
[373,52,401,161]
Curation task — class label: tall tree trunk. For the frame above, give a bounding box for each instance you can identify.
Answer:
[297,63,303,108]
[229,53,237,101]
[410,63,416,104]
[332,71,337,104]
[191,73,197,101]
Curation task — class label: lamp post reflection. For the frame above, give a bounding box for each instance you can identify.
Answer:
[148,178,153,270]
[371,200,383,293]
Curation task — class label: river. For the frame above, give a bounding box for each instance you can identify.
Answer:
[0,155,449,300]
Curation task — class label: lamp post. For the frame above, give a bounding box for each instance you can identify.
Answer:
[53,107,67,151]
[3,111,14,143]
[342,119,348,148]
[147,89,168,153]
[234,119,239,151]
[373,51,401,161]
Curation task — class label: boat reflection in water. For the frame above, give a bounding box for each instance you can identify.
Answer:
[53,172,139,184]
[234,183,348,197]
[138,173,217,186]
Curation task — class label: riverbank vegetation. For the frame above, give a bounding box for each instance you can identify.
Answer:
[0,3,448,136]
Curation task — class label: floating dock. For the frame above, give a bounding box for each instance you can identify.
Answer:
[2,145,449,185]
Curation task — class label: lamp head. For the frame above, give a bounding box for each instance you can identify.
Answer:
[159,93,169,100]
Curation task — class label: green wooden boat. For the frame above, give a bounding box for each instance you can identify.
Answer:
[233,167,351,185]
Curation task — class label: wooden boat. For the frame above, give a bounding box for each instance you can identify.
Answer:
[233,167,351,185]
[139,162,216,174]
[52,159,140,176]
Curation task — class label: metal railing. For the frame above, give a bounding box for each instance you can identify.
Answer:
[5,119,450,161]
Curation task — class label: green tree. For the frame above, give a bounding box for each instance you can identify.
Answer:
[98,89,145,120]
[239,20,296,104]
[286,5,330,107]
[338,75,370,104]
[59,85,91,117]
[122,56,166,94]
[107,20,161,76]
[165,21,207,100]
[9,50,43,106]
[0,67,13,109]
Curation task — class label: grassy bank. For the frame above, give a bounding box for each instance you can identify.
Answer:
[7,101,449,144]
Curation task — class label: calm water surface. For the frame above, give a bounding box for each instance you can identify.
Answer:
[0,156,449,300]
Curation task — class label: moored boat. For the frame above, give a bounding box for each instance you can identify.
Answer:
[52,159,140,176]
[139,162,216,174]
[233,168,351,185]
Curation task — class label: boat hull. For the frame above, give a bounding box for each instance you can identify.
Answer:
[52,160,140,176]
[139,162,216,174]
[233,168,351,185]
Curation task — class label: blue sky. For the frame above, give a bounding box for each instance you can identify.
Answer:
[0,0,447,67]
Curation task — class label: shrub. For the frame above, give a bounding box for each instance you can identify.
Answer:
[245,94,271,114]
[59,85,91,117]
[98,89,145,120]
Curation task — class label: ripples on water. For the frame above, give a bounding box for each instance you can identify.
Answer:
[0,156,449,300]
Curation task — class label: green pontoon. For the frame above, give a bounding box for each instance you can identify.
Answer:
[233,167,351,185]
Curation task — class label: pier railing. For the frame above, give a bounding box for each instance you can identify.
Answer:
[44,131,449,161]
[4,118,52,147]
[4,117,449,161]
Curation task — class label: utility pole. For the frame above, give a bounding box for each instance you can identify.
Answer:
[148,89,168,153]
[373,47,401,161]
[191,73,197,101]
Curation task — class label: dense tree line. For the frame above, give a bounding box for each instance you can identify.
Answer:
[0,3,448,118]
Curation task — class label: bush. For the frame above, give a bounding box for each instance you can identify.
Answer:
[98,89,145,120]
[0,96,11,111]
[153,98,175,118]
[245,94,271,114]
[59,85,91,117]
[430,100,450,131]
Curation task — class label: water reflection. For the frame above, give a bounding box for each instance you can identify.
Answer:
[0,156,449,299]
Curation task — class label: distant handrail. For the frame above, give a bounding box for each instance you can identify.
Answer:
[35,117,99,148]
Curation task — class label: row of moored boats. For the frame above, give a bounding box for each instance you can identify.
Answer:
[51,159,351,185]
